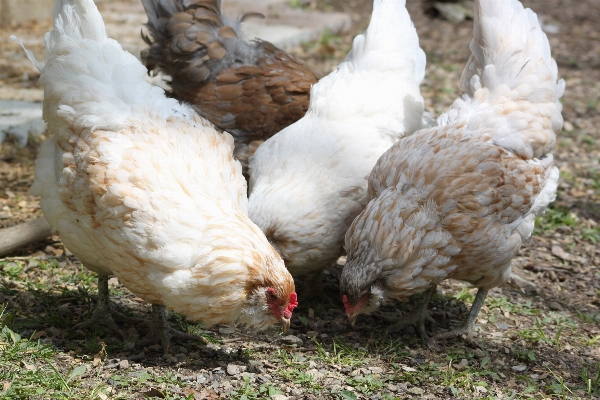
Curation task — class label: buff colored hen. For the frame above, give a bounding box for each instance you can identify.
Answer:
[141,0,323,177]
[15,0,297,353]
[341,0,564,339]
[248,0,434,297]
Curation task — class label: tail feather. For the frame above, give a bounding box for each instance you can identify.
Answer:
[439,0,565,160]
[345,0,425,80]
[17,0,194,134]
[141,0,248,82]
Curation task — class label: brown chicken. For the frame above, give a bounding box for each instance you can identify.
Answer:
[340,0,564,340]
[141,0,323,174]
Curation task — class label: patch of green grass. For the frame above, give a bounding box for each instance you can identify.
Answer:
[534,206,579,236]
[345,374,386,394]
[486,296,539,316]
[518,317,571,349]
[312,338,369,368]
[0,305,104,399]
[580,363,600,399]
[231,374,284,399]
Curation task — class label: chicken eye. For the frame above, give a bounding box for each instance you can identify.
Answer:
[266,290,278,302]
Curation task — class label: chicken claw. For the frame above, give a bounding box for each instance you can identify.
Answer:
[138,304,208,355]
[430,288,489,343]
[378,286,436,337]
[74,274,141,338]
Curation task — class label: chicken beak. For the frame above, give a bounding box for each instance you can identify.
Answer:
[347,313,358,327]
[280,317,291,333]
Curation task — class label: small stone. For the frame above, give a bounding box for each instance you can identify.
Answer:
[305,369,323,381]
[226,363,247,375]
[402,325,416,335]
[512,365,527,372]
[175,353,187,363]
[118,359,129,369]
[280,335,303,346]
[475,386,488,394]
[148,344,162,352]
[431,309,446,323]
[171,345,188,354]
[369,367,383,374]
[219,327,236,334]
[496,323,510,330]
[549,301,563,311]
[407,387,425,395]
[454,359,469,370]
[196,374,208,384]
[104,359,120,369]
[165,354,178,363]
[473,348,486,358]
[271,395,288,400]
[306,331,318,338]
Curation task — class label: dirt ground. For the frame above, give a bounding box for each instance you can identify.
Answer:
[0,0,599,399]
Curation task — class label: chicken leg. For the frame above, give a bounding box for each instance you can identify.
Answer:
[431,287,489,341]
[378,286,436,337]
[73,274,141,337]
[138,304,208,355]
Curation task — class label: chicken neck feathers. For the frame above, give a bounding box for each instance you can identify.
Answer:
[18,0,295,328]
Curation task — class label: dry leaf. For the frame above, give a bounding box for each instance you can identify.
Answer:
[3,382,11,391]
[551,245,571,261]
[142,388,165,398]
[93,354,102,367]
[31,330,46,340]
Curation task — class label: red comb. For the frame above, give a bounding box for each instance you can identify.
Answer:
[283,292,298,319]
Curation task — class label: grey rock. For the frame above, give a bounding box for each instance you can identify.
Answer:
[218,327,236,334]
[118,359,129,369]
[280,335,303,346]
[164,354,178,363]
[407,387,425,395]
[170,345,188,354]
[454,359,469,370]
[227,363,248,375]
[496,323,510,330]
[549,301,563,311]
[474,348,486,358]
[512,365,527,372]
[369,366,384,374]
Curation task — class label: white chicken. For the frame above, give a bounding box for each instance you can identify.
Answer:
[248,0,434,296]
[14,0,297,353]
[340,0,564,339]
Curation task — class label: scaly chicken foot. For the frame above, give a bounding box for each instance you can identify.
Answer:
[430,287,489,342]
[73,274,141,338]
[377,286,436,338]
[138,304,208,355]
